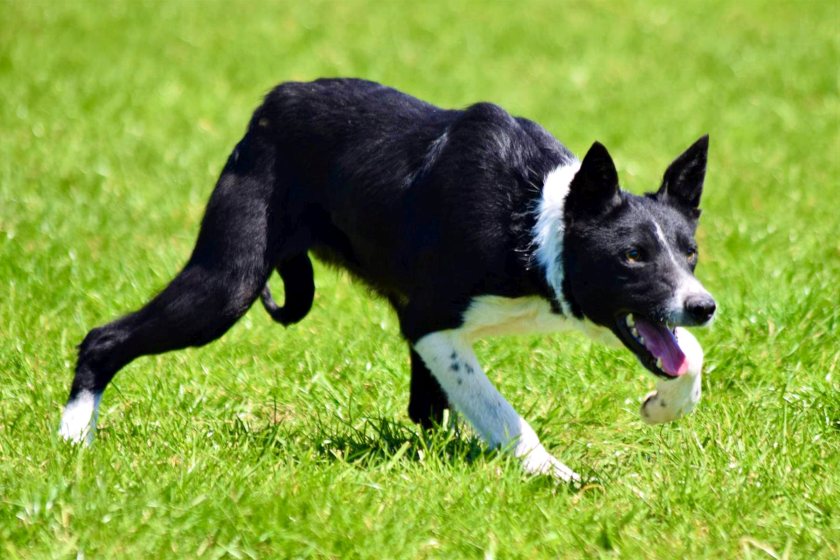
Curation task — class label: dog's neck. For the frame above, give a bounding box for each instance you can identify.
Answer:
[532,160,580,316]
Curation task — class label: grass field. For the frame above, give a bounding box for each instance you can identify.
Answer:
[1,0,838,557]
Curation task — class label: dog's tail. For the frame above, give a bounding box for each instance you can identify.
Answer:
[260,252,315,326]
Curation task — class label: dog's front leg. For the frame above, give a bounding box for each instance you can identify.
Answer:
[413,331,579,482]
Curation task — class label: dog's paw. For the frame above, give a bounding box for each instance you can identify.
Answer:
[640,384,700,424]
[58,391,100,445]
[58,416,94,445]
[640,327,703,425]
[58,425,90,445]
[520,445,581,482]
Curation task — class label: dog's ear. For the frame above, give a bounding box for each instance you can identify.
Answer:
[566,141,621,217]
[657,135,708,217]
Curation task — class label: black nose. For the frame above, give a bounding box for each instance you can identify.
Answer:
[685,294,716,323]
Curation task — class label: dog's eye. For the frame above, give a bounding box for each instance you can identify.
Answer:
[687,248,698,264]
[624,248,642,263]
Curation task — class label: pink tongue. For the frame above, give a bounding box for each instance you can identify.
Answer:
[635,319,688,375]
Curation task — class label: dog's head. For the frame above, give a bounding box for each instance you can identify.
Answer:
[562,136,715,379]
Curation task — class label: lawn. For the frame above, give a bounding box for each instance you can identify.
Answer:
[1,0,838,557]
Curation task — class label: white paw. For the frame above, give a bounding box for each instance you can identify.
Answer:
[58,391,101,445]
[640,382,700,424]
[520,445,581,482]
[58,418,94,445]
[640,328,703,425]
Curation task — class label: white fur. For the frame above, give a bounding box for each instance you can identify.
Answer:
[461,295,572,340]
[58,390,102,444]
[652,219,681,269]
[414,331,579,481]
[652,218,712,323]
[462,294,621,346]
[640,327,703,424]
[533,160,580,316]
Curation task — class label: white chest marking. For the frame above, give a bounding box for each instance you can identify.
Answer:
[460,296,572,340]
[461,295,621,347]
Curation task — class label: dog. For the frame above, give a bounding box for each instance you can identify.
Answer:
[59,78,716,481]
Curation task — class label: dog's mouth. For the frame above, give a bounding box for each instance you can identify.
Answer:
[614,313,688,379]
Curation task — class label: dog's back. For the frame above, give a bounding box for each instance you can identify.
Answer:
[255,78,572,307]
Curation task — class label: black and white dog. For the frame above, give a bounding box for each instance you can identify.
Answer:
[59,78,715,480]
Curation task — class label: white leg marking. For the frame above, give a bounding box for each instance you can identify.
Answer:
[640,327,703,424]
[58,390,102,445]
[414,331,579,481]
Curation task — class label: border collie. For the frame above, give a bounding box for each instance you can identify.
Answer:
[59,78,715,481]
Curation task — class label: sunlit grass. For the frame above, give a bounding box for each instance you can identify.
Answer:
[1,0,837,557]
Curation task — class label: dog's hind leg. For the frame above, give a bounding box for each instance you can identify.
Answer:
[260,253,315,326]
[59,123,283,444]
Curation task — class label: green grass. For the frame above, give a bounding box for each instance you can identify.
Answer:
[1,0,838,557]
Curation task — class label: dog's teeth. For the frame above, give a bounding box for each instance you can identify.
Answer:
[631,327,639,338]
[656,358,663,369]
[638,335,645,345]
[626,314,635,328]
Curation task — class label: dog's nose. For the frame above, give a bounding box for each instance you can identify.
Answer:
[685,294,716,324]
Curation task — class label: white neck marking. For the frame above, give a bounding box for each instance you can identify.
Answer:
[533,160,580,316]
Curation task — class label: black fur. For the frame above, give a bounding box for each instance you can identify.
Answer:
[261,253,315,326]
[407,348,449,427]
[65,78,712,429]
[563,138,713,377]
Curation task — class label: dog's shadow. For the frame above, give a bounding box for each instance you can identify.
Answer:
[224,412,489,469]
